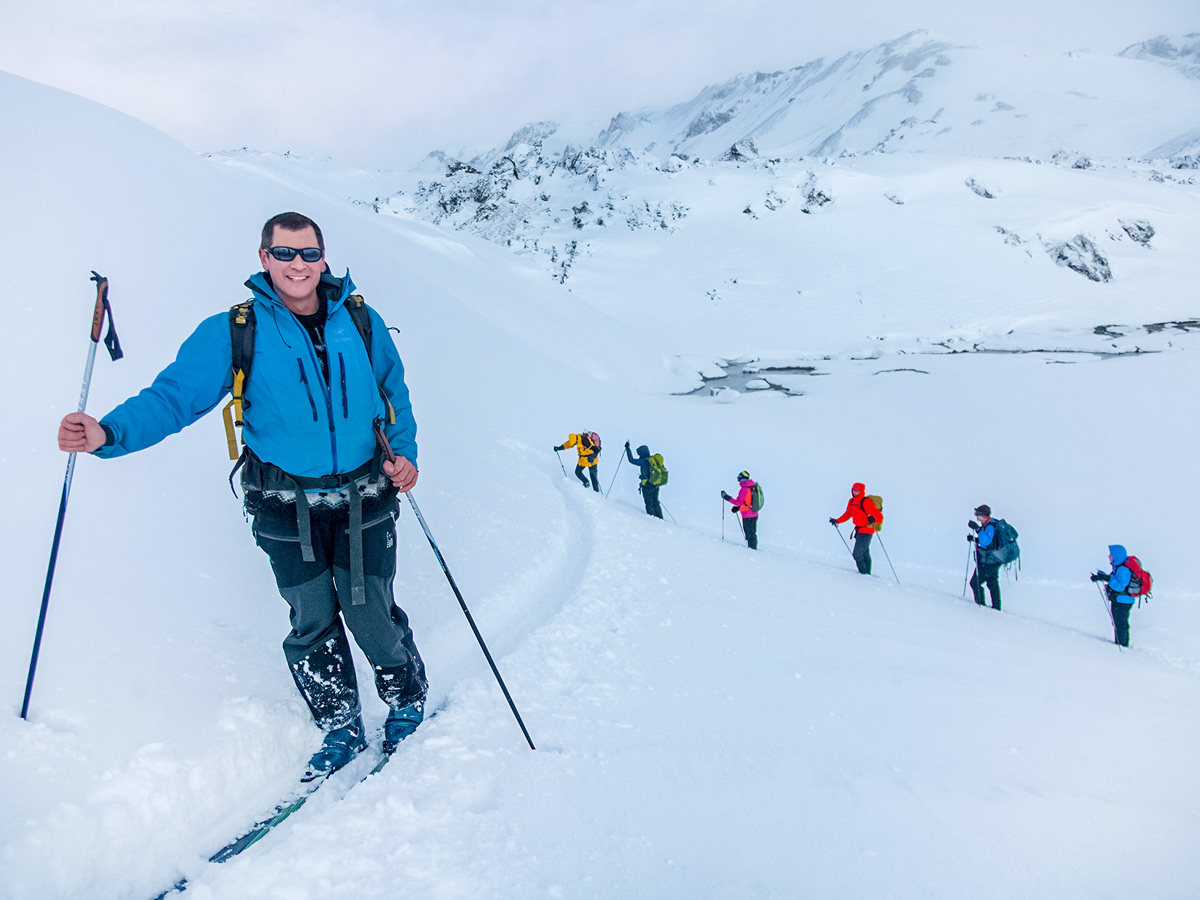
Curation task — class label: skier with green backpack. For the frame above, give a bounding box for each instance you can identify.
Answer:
[624,441,667,518]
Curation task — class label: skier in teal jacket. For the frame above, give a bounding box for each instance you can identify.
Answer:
[58,212,428,777]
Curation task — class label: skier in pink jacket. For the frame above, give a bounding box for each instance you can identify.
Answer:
[721,471,759,549]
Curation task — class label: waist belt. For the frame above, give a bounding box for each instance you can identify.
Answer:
[234,449,386,606]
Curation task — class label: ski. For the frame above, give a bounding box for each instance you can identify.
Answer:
[149,771,335,899]
[149,709,435,898]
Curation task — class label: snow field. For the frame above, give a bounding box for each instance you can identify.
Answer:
[3,62,1199,900]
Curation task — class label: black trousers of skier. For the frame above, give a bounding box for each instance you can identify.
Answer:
[1108,593,1132,647]
[576,463,600,492]
[253,492,427,731]
[739,515,758,550]
[640,482,663,518]
[971,561,1001,610]
[852,531,872,574]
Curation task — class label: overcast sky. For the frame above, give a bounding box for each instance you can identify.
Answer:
[1,0,1195,170]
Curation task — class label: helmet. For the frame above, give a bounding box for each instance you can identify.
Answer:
[737,471,750,482]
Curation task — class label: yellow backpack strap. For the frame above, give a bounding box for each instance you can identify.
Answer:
[223,301,256,460]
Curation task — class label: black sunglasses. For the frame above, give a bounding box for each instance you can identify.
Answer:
[268,246,323,262]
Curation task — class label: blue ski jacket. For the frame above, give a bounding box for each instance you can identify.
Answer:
[95,271,417,477]
[977,521,996,549]
[1107,544,1134,600]
[625,444,652,484]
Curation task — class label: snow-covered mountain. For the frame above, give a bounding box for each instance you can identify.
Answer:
[216,31,1200,368]
[3,31,1200,900]
[1119,32,1200,79]
[411,29,1200,167]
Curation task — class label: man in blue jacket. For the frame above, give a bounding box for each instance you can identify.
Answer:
[58,212,427,778]
[1091,544,1138,647]
[966,504,1001,610]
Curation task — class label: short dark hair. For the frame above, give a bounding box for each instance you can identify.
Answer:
[261,212,324,252]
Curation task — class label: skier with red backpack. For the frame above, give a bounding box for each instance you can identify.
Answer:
[555,431,601,492]
[1090,544,1152,647]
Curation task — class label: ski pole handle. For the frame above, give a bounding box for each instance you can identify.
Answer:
[374,418,397,464]
[88,271,123,361]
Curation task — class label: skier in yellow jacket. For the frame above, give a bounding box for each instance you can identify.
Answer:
[555,432,601,492]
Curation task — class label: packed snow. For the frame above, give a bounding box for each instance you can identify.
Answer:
[2,29,1199,900]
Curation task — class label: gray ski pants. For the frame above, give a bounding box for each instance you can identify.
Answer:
[253,493,427,731]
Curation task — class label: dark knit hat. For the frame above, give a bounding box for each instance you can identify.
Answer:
[974,504,991,517]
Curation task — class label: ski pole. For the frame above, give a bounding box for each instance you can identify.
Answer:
[376,422,534,750]
[832,521,854,560]
[661,503,678,525]
[22,272,123,721]
[721,501,725,542]
[604,452,623,498]
[876,534,901,584]
[962,541,974,598]
[1096,580,1116,633]
[554,448,567,478]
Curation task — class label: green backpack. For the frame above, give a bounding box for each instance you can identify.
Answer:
[647,453,669,486]
[750,482,765,511]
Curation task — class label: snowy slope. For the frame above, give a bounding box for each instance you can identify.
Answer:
[2,52,1200,900]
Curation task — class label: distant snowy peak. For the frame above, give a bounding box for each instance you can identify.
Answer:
[445,29,1200,170]
[594,29,1200,161]
[594,30,961,159]
[1119,33,1200,79]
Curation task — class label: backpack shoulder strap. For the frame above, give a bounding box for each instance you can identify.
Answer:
[222,300,256,460]
[345,294,396,425]
[345,294,374,363]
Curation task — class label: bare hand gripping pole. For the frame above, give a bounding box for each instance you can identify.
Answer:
[21,273,123,720]
[375,422,536,750]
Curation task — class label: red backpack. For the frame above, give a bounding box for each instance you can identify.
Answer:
[1124,555,1153,598]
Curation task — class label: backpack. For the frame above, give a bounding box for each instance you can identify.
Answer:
[1123,555,1152,599]
[983,519,1020,566]
[865,494,883,532]
[647,453,669,486]
[750,482,765,511]
[222,295,387,460]
[581,432,601,451]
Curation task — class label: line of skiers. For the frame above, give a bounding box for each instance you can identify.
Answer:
[553,433,1151,649]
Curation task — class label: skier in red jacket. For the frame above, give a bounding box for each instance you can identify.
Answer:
[830,483,881,574]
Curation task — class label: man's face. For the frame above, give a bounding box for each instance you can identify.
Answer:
[852,488,862,497]
[259,225,323,310]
